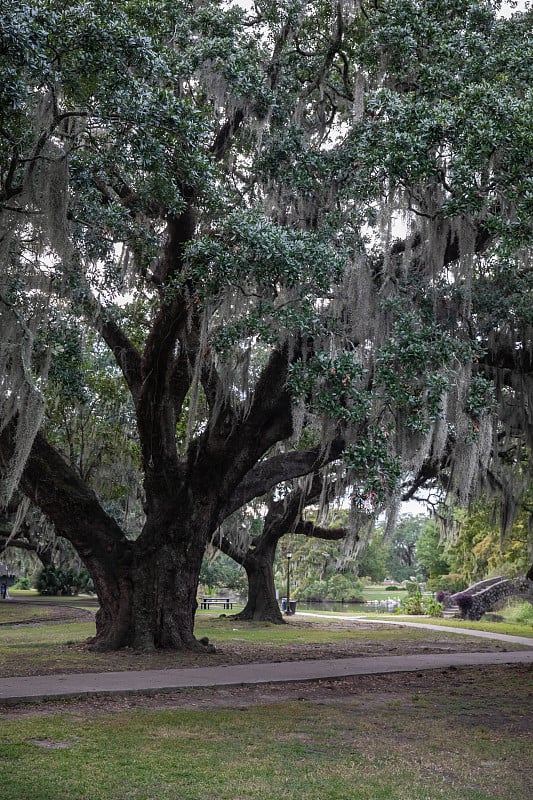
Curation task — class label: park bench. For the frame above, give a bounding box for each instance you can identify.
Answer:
[200,597,233,610]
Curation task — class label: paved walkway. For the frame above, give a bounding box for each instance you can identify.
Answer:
[1,613,532,704]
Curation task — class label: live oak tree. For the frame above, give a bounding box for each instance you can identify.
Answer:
[216,473,350,622]
[1,0,532,650]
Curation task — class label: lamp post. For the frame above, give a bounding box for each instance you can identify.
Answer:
[285,551,292,615]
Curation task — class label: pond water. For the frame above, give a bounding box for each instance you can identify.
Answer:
[296,599,401,613]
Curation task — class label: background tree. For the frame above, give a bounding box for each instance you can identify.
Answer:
[355,531,389,583]
[199,550,247,596]
[415,518,451,582]
[1,0,532,651]
[384,516,422,582]
[217,473,351,622]
[445,495,532,585]
[285,534,365,602]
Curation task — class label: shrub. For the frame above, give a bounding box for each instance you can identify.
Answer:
[455,592,474,613]
[424,596,445,617]
[435,590,451,605]
[35,566,62,595]
[327,573,365,602]
[400,590,424,614]
[73,569,94,594]
[399,589,443,617]
[13,577,32,590]
[35,566,94,595]
[298,580,328,602]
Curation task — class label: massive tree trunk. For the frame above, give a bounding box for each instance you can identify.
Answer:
[90,536,211,651]
[1,413,328,649]
[0,422,211,650]
[235,539,284,624]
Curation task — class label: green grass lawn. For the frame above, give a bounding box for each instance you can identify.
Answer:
[386,614,533,638]
[361,586,407,601]
[0,603,65,624]
[1,597,532,678]
[0,667,530,800]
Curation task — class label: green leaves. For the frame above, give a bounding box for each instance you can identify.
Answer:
[346,428,402,511]
[185,210,344,297]
[464,374,496,420]
[375,308,461,433]
[288,352,369,425]
[3,0,532,529]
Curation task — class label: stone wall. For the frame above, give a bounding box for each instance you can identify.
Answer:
[451,577,533,621]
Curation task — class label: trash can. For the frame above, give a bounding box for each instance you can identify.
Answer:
[281,597,287,612]
[289,600,297,615]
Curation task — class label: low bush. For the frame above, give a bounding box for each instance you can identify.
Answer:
[12,577,32,590]
[455,592,474,614]
[297,580,328,602]
[399,589,443,617]
[35,566,94,596]
[297,575,364,603]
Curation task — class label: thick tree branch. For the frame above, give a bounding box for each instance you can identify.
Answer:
[293,519,347,541]
[210,108,245,161]
[220,437,345,520]
[71,279,143,399]
[97,315,143,399]
[199,346,304,509]
[136,208,198,479]
[218,473,323,563]
[0,536,36,552]
[0,422,130,565]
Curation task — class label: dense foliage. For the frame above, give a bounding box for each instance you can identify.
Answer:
[445,495,533,583]
[199,551,247,595]
[275,534,365,602]
[34,565,93,596]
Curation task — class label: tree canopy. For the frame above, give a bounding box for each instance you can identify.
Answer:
[0,0,532,649]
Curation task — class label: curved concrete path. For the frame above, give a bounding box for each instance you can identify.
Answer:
[298,611,533,648]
